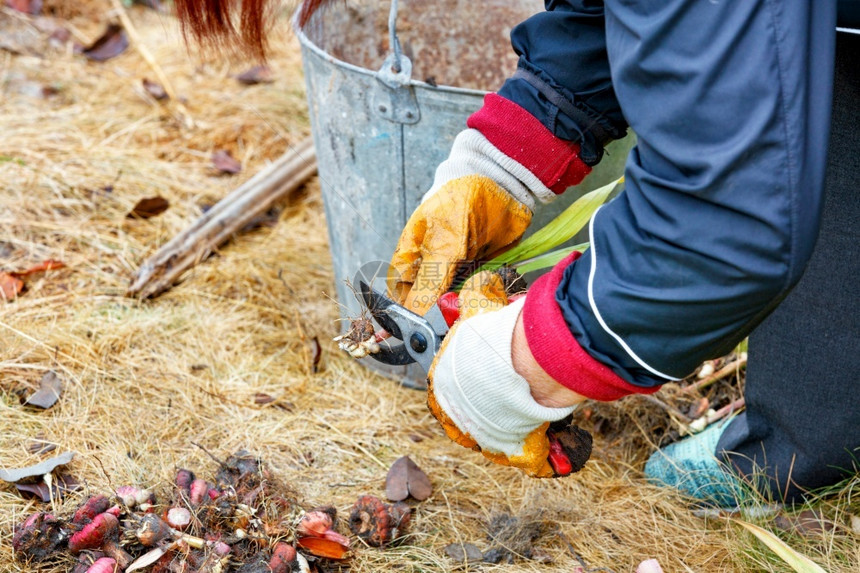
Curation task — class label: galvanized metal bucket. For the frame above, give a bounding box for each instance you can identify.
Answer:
[294,0,634,388]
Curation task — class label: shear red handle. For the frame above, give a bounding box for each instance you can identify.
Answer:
[436,291,526,328]
[435,291,590,478]
[437,291,461,327]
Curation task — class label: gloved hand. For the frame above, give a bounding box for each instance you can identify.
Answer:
[389,175,531,315]
[426,271,578,478]
[388,94,593,316]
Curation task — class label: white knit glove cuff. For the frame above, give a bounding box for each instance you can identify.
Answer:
[432,298,576,458]
[423,129,558,210]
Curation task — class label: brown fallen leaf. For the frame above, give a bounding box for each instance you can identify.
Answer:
[444,542,483,563]
[27,439,57,456]
[772,509,836,537]
[309,336,322,373]
[0,272,24,300]
[385,455,432,501]
[9,259,65,278]
[0,451,75,483]
[128,196,170,219]
[15,473,81,502]
[212,150,242,174]
[25,371,63,409]
[83,24,129,62]
[142,78,168,100]
[7,0,42,15]
[236,65,274,85]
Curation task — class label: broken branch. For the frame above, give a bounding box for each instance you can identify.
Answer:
[127,137,317,298]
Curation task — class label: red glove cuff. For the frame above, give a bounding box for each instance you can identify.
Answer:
[467,94,592,194]
[521,252,659,401]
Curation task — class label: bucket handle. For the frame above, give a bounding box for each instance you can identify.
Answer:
[374,0,421,124]
[388,0,404,74]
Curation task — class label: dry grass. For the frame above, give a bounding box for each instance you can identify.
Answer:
[1,3,858,572]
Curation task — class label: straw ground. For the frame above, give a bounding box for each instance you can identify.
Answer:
[1,3,858,572]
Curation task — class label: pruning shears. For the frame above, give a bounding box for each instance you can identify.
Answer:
[357,280,592,478]
[358,280,459,373]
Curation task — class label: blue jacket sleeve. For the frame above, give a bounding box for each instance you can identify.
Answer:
[497,1,627,166]
[502,0,836,388]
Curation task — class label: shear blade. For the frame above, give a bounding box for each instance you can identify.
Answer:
[372,343,415,366]
[358,280,403,339]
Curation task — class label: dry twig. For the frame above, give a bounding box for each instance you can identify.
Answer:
[682,357,747,395]
[127,137,317,298]
[109,0,193,127]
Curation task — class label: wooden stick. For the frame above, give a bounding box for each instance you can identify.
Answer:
[127,137,317,299]
[682,356,747,395]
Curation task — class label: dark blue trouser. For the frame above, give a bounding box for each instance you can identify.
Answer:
[717,32,860,502]
[498,1,852,501]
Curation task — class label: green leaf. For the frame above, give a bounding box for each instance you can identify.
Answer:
[734,520,827,573]
[480,176,622,273]
[513,243,589,274]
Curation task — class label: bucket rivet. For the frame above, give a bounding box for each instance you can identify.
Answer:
[378,104,388,113]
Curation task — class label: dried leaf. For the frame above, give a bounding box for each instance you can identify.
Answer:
[27,439,57,455]
[15,474,80,502]
[142,78,168,100]
[296,536,348,559]
[772,509,836,537]
[212,150,242,174]
[9,259,65,278]
[735,519,827,573]
[7,0,42,15]
[254,393,275,405]
[0,272,24,300]
[309,336,322,373]
[236,65,274,85]
[444,542,483,563]
[126,546,168,572]
[14,482,52,501]
[128,196,170,219]
[83,24,129,62]
[25,371,63,409]
[0,451,75,483]
[385,456,432,501]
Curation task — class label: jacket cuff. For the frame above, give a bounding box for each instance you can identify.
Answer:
[467,93,591,194]
[521,252,659,401]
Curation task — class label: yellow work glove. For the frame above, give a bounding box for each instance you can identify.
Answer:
[425,271,577,478]
[388,175,532,316]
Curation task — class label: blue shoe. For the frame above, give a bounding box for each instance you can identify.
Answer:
[644,419,743,507]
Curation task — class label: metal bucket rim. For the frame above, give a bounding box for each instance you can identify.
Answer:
[291,8,490,97]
